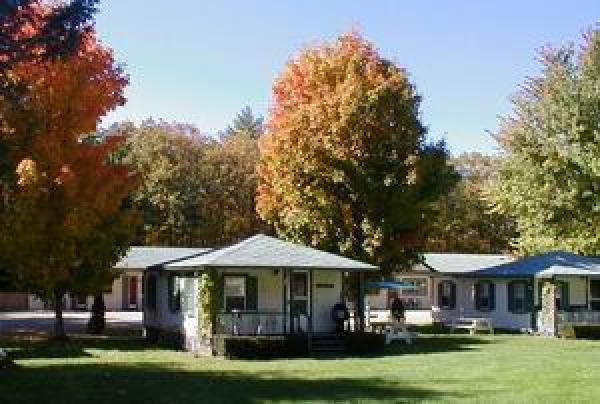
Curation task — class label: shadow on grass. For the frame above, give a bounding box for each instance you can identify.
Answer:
[311,335,493,360]
[2,361,467,404]
[1,335,155,360]
[384,335,492,356]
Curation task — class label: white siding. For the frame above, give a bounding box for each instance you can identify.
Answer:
[433,277,532,330]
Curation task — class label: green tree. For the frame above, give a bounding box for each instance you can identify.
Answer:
[425,153,517,253]
[204,130,270,244]
[257,32,457,274]
[72,205,138,334]
[123,120,212,247]
[123,119,267,247]
[488,30,600,255]
[223,106,264,139]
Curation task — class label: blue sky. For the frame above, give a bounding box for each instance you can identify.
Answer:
[96,1,599,154]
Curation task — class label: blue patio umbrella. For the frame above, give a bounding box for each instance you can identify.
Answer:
[364,280,417,290]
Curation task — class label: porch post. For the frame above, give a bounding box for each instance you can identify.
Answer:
[357,271,365,332]
[587,276,591,310]
[308,269,314,352]
[282,268,287,335]
[540,279,558,336]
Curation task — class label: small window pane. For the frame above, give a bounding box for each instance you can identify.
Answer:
[399,278,428,297]
[224,277,246,312]
[225,277,245,297]
[292,273,307,298]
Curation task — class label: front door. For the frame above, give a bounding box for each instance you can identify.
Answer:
[290,271,310,333]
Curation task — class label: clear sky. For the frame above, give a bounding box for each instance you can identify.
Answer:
[96,1,599,154]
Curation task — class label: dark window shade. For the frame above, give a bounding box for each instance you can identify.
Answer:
[168,274,181,313]
[437,281,456,310]
[146,275,157,311]
[508,281,532,314]
[591,280,600,299]
[246,276,258,311]
[475,281,495,312]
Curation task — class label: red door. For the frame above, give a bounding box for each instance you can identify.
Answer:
[129,276,138,309]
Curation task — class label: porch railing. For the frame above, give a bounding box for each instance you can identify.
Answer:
[558,310,600,325]
[216,311,285,336]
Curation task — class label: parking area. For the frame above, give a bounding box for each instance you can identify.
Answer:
[0,311,142,336]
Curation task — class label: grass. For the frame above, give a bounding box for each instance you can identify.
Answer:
[2,333,600,403]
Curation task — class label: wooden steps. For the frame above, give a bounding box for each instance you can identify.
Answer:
[310,334,345,353]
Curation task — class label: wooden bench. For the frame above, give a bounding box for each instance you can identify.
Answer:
[450,317,494,335]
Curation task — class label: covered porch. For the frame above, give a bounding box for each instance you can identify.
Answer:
[212,267,347,337]
[533,257,600,334]
[166,235,379,343]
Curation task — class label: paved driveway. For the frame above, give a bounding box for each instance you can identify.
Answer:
[0,311,142,336]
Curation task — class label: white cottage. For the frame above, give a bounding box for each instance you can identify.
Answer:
[368,251,600,334]
[142,234,378,353]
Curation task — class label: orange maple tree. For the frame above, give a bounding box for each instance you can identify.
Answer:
[257,32,456,274]
[0,2,136,336]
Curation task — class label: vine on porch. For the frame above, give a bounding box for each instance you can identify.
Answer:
[199,270,219,338]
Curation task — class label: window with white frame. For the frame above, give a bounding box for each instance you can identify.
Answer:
[398,277,428,297]
[508,281,528,313]
[393,277,429,309]
[224,276,246,312]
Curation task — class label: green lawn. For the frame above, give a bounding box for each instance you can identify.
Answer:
[2,334,600,403]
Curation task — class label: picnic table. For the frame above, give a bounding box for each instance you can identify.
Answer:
[450,317,494,335]
[367,310,416,344]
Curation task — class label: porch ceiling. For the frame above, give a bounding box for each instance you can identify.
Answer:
[165,234,378,272]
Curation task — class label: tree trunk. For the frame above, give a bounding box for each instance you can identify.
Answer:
[53,289,66,339]
[87,294,106,334]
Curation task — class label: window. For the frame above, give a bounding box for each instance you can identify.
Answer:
[398,278,428,297]
[475,281,495,312]
[508,281,529,314]
[146,274,157,310]
[438,280,456,310]
[224,276,246,312]
[168,274,181,313]
[292,272,308,298]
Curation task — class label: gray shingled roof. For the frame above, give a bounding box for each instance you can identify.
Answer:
[115,246,213,271]
[471,251,600,278]
[421,253,515,274]
[166,234,378,271]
